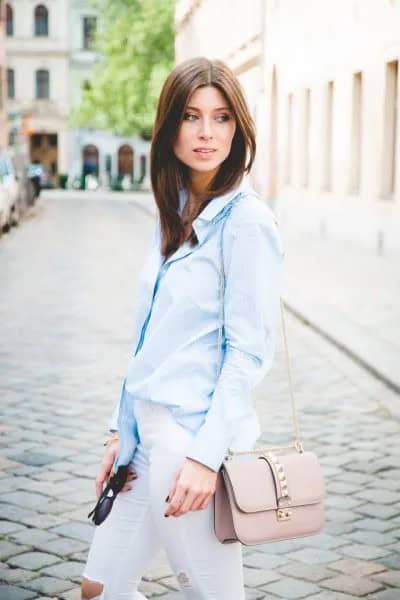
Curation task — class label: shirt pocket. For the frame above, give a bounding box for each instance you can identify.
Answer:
[176,247,221,317]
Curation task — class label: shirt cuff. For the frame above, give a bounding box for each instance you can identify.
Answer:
[182,403,231,472]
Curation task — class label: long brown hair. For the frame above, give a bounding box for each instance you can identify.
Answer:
[150,57,256,261]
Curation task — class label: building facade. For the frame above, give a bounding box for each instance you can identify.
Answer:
[0,1,8,150]
[175,0,400,252]
[5,0,70,173]
[262,0,400,250]
[5,0,150,185]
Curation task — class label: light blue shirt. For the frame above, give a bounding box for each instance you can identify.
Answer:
[110,177,284,472]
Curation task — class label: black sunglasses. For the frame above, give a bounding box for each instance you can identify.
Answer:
[88,465,129,526]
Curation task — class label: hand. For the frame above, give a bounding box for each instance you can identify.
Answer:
[164,457,217,518]
[95,438,137,498]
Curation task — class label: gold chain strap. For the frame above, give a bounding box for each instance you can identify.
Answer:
[226,301,304,458]
[279,299,303,450]
[217,200,304,457]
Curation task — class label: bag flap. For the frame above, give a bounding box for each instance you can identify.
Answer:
[222,450,324,513]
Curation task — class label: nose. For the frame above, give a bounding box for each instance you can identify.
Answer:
[198,117,213,140]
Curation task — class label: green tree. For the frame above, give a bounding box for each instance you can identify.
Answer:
[70,0,175,138]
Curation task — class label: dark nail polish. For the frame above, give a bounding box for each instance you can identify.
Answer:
[164,514,169,518]
[165,495,169,502]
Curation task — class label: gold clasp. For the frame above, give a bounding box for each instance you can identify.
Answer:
[277,508,292,521]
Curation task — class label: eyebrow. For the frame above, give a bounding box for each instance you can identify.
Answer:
[186,105,233,112]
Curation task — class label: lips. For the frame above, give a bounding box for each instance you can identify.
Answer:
[193,148,217,154]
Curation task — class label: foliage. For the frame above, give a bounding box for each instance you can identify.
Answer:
[70,0,175,137]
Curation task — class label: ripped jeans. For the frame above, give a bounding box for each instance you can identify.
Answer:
[82,397,245,599]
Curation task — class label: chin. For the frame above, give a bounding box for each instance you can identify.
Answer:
[188,161,222,173]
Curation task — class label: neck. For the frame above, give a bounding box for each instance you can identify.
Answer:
[189,167,218,198]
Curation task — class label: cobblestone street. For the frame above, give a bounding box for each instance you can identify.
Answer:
[0,191,399,599]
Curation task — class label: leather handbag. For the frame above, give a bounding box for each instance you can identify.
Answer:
[213,203,325,545]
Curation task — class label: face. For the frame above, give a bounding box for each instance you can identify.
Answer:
[173,85,237,187]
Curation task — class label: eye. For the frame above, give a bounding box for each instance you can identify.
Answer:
[183,112,232,123]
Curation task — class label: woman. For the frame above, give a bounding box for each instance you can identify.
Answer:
[81,56,284,600]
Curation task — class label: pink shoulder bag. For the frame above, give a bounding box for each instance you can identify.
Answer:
[214,203,325,546]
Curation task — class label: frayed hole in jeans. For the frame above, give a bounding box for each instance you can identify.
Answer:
[177,571,192,590]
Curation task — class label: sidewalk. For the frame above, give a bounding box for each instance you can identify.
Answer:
[281,229,400,400]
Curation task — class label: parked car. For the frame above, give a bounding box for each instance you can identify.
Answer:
[0,152,20,231]
[0,183,10,234]
[0,151,36,234]
[27,163,55,196]
[13,154,36,213]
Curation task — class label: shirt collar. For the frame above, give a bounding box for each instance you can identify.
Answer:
[178,177,250,224]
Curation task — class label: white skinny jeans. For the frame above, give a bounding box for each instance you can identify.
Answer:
[82,397,245,599]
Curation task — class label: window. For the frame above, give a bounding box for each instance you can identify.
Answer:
[7,68,15,99]
[285,93,294,185]
[48,134,57,146]
[34,4,48,36]
[322,81,334,191]
[381,60,398,198]
[349,72,363,194]
[302,88,311,187]
[36,69,49,99]
[32,134,42,147]
[83,16,96,49]
[6,3,13,36]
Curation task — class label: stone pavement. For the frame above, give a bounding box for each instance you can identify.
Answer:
[0,190,399,599]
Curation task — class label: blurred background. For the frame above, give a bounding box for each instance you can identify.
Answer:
[0,2,399,599]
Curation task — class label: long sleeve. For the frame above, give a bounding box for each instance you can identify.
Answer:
[112,377,141,470]
[184,216,284,472]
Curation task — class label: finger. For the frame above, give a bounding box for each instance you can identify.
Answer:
[190,493,209,511]
[120,483,132,493]
[164,465,185,516]
[174,490,204,517]
[95,476,105,498]
[165,487,191,517]
[164,477,179,514]
[164,484,186,516]
[96,462,114,497]
[95,470,109,496]
[121,474,137,492]
[197,494,212,511]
